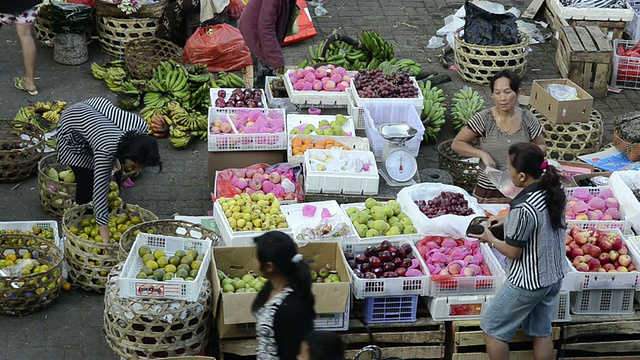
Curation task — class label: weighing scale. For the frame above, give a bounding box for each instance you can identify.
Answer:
[378,123,418,187]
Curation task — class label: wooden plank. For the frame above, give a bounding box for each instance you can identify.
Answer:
[454,327,560,348]
[220,337,257,357]
[340,329,445,345]
[563,27,585,53]
[522,0,546,19]
[556,31,572,77]
[562,339,640,353]
[586,25,612,52]
[562,356,640,360]
[568,57,585,85]
[592,62,610,97]
[453,350,557,360]
[563,320,640,339]
[575,26,598,52]
[343,345,444,360]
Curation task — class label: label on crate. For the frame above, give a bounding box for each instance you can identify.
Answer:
[134,282,182,298]
[449,303,483,317]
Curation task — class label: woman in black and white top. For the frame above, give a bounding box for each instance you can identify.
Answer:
[252,231,315,360]
[57,97,161,243]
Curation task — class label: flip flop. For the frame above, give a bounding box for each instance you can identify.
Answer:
[14,77,38,96]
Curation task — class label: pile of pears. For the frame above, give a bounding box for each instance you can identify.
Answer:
[347,198,417,238]
[218,270,268,293]
[289,114,350,136]
[310,264,342,283]
[219,193,289,232]
[46,167,75,184]
[136,246,204,282]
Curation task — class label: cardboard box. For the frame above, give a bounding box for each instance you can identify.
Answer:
[213,242,351,339]
[207,150,286,188]
[530,79,593,124]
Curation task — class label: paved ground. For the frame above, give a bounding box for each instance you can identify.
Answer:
[0,0,638,358]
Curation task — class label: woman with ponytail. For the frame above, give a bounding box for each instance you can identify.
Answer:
[470,142,566,360]
[57,98,161,243]
[252,231,315,360]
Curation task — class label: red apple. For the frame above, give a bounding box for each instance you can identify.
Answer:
[597,268,607,272]
[618,246,628,255]
[565,234,573,245]
[609,250,619,262]
[619,254,632,267]
[587,236,598,245]
[584,254,593,262]
[617,266,629,273]
[572,255,587,267]
[603,263,616,271]
[566,245,572,256]
[598,241,612,253]
[587,258,601,271]
[611,237,623,251]
[580,244,592,254]
[576,263,590,272]
[629,264,637,272]
[588,246,602,258]
[569,242,580,250]
[395,268,407,277]
[571,248,584,259]
[570,227,582,236]
[599,252,611,265]
[369,256,382,268]
[573,232,588,245]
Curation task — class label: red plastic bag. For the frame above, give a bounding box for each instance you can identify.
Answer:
[227,0,245,20]
[67,0,95,6]
[183,24,252,73]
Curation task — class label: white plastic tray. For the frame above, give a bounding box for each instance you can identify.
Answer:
[287,135,369,165]
[209,88,268,108]
[564,186,631,234]
[283,69,356,105]
[212,171,299,205]
[286,114,356,139]
[350,76,424,108]
[281,200,359,243]
[303,149,379,196]
[213,200,293,247]
[119,233,212,302]
[0,220,62,251]
[548,0,634,21]
[338,201,422,242]
[207,107,287,151]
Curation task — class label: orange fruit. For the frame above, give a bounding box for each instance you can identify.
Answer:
[343,146,351,150]
[291,137,303,148]
[315,140,325,148]
[325,138,335,145]
[301,144,310,151]
[293,146,302,155]
[62,282,72,291]
[334,142,343,147]
[303,137,313,145]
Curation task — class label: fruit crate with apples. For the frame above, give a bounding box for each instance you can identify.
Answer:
[362,294,419,323]
[287,135,370,165]
[119,233,212,302]
[280,200,359,244]
[565,186,630,232]
[338,201,423,241]
[0,221,61,251]
[342,239,429,298]
[284,69,358,106]
[303,149,379,196]
[209,88,268,109]
[566,227,640,291]
[207,107,287,151]
[212,199,294,247]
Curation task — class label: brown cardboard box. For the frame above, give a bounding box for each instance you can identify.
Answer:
[207,151,286,188]
[530,79,593,124]
[213,242,351,339]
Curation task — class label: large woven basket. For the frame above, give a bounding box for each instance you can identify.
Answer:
[0,120,45,183]
[125,37,182,80]
[34,14,93,47]
[532,108,603,162]
[104,264,212,359]
[96,0,169,18]
[0,235,64,316]
[437,139,482,193]
[38,153,77,218]
[454,30,530,86]
[613,130,640,161]
[118,220,222,262]
[63,203,158,292]
[97,16,159,58]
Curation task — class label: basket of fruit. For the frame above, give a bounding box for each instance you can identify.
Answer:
[0,221,61,251]
[213,163,304,204]
[118,219,222,262]
[614,111,640,161]
[0,120,45,183]
[62,203,158,292]
[0,234,64,315]
[104,264,212,359]
[437,139,482,193]
[38,153,77,218]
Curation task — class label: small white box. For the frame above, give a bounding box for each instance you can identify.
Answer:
[0,220,62,251]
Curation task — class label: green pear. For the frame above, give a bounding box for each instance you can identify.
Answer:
[355,223,368,237]
[222,283,235,293]
[382,206,394,218]
[373,220,387,233]
[400,217,413,227]
[394,221,404,232]
[58,170,70,179]
[367,220,375,229]
[404,225,417,234]
[371,208,387,221]
[397,213,408,220]
[365,228,380,238]
[323,128,333,136]
[47,168,59,181]
[290,128,301,134]
[387,226,401,236]
[319,119,330,127]
[356,211,370,225]
[336,114,349,125]
[63,172,75,183]
[333,128,345,136]
[347,206,359,216]
[388,216,399,225]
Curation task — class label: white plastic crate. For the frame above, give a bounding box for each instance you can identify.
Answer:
[287,135,370,165]
[314,296,350,331]
[283,69,357,106]
[212,200,293,247]
[553,291,572,322]
[342,239,429,298]
[338,201,423,242]
[611,39,640,90]
[564,186,630,233]
[363,102,425,158]
[209,88,267,108]
[548,0,634,21]
[0,220,62,251]
[350,76,424,108]
[281,200,359,243]
[303,149,379,196]
[347,89,367,130]
[626,2,640,41]
[212,171,299,205]
[286,114,356,150]
[427,294,493,322]
[570,289,636,314]
[423,243,506,297]
[119,233,212,302]
[207,107,287,151]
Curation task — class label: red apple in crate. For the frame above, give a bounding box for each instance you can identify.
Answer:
[618,246,629,255]
[603,263,616,271]
[617,266,629,272]
[571,248,584,259]
[580,244,592,254]
[598,241,612,253]
[584,254,593,262]
[369,256,382,268]
[597,268,607,272]
[599,252,611,265]
[372,267,384,278]
[569,242,580,251]
[566,245,572,257]
[573,232,589,245]
[587,258,601,271]
[587,236,597,245]
[619,254,632,267]
[565,234,573,245]
[629,263,637,271]
[609,250,619,262]
[575,263,590,272]
[611,237,623,251]
[588,245,602,258]
[570,227,582,237]
[572,255,587,267]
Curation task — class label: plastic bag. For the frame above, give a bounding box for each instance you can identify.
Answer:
[227,0,245,20]
[547,84,578,101]
[183,24,253,73]
[66,0,95,6]
[516,20,548,44]
[396,183,485,238]
[295,217,354,243]
[427,36,446,49]
[463,1,518,46]
[436,14,465,46]
[50,1,94,34]
[212,162,304,202]
[484,166,523,199]
[609,171,640,229]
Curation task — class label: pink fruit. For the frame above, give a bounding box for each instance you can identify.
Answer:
[293,82,305,91]
[604,207,620,220]
[331,74,343,83]
[235,179,248,190]
[594,209,604,219]
[249,179,262,191]
[323,80,336,91]
[312,80,323,91]
[605,198,619,209]
[572,200,589,214]
[315,68,328,79]
[573,188,591,200]
[599,188,614,199]
[302,82,314,91]
[406,269,422,277]
[588,197,605,211]
[575,263,590,272]
[586,211,599,220]
[272,184,286,195]
[284,193,296,200]
[268,172,281,184]
[304,73,316,82]
[262,180,275,194]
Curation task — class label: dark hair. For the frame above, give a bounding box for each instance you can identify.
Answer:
[508,142,565,229]
[303,331,344,360]
[490,69,521,93]
[251,231,314,312]
[117,131,162,171]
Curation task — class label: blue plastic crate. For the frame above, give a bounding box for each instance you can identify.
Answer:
[362,295,418,324]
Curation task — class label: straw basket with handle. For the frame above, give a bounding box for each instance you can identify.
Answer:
[0,120,45,183]
[614,111,640,161]
[125,37,182,80]
[437,139,482,193]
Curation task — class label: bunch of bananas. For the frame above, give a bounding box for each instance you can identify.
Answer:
[140,105,168,124]
[216,71,245,88]
[419,80,447,142]
[14,101,68,132]
[173,110,208,132]
[377,59,422,77]
[451,87,484,131]
[358,30,394,62]
[308,37,369,70]
[90,60,125,80]
[149,113,170,138]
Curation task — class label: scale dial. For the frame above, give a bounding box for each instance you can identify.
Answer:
[384,149,417,183]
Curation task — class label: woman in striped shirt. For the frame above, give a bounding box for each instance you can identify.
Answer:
[57,97,161,243]
[471,142,566,360]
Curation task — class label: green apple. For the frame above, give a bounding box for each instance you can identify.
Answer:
[365,228,380,238]
[347,206,359,216]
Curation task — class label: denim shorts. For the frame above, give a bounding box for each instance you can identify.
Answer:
[480,280,562,342]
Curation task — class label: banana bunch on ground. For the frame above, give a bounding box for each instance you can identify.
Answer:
[104,67,127,93]
[419,80,447,142]
[149,113,170,138]
[169,125,192,149]
[90,60,125,80]
[140,105,168,123]
[184,63,215,85]
[14,101,68,132]
[216,71,245,88]
[358,30,394,62]
[181,83,211,110]
[377,58,422,77]
[309,37,369,69]
[173,110,208,132]
[451,87,484,131]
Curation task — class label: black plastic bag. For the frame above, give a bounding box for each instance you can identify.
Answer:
[463,1,518,46]
[50,1,94,34]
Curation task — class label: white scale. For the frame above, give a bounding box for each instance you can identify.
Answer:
[378,123,418,187]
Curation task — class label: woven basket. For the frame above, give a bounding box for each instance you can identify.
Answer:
[38,153,77,218]
[104,264,212,359]
[125,37,182,80]
[0,120,45,183]
[34,16,56,46]
[62,203,158,292]
[118,220,222,262]
[96,0,169,18]
[532,108,603,162]
[97,16,159,58]
[454,30,530,86]
[437,139,482,192]
[122,166,142,180]
[613,130,640,161]
[0,235,64,316]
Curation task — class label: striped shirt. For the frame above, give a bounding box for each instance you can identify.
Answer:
[56,97,148,226]
[504,182,566,290]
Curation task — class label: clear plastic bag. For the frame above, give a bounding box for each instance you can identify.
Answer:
[484,166,522,199]
[295,217,353,243]
[546,84,578,101]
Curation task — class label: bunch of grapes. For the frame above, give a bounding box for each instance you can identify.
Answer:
[354,70,419,99]
[415,191,474,218]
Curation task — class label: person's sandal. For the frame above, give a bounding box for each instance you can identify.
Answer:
[14,77,38,96]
